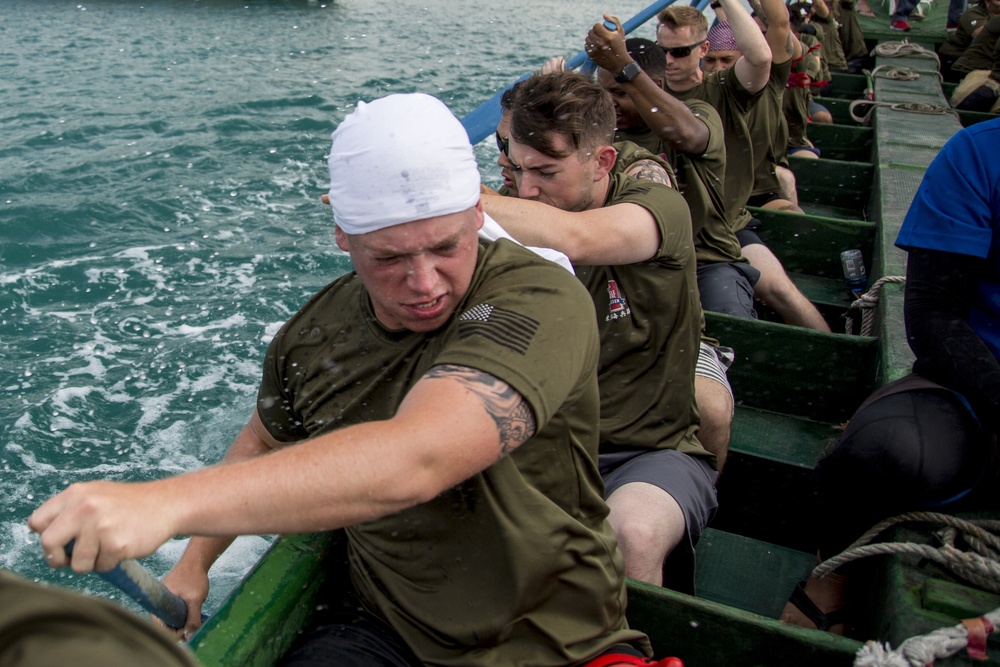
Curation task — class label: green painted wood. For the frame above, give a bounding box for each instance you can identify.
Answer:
[705,312,878,422]
[811,97,861,126]
[959,109,999,128]
[863,524,1000,665]
[694,528,817,617]
[826,73,869,99]
[923,578,1000,621]
[189,532,335,667]
[807,123,874,162]
[714,408,848,552]
[626,579,862,666]
[790,158,873,219]
[748,206,876,279]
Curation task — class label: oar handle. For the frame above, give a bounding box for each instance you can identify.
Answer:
[64,540,190,630]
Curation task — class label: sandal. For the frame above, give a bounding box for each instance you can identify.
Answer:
[785,579,848,632]
[858,8,876,17]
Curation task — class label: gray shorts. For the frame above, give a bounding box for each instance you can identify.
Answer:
[696,262,759,319]
[600,448,719,589]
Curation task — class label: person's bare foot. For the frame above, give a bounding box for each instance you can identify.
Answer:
[856,0,876,17]
[779,571,849,634]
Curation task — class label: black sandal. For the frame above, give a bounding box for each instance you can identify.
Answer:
[787,580,848,631]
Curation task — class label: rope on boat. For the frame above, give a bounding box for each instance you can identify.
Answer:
[852,608,1000,667]
[865,64,942,82]
[805,511,1000,665]
[812,511,1000,589]
[849,98,956,124]
[844,276,906,336]
[869,39,941,68]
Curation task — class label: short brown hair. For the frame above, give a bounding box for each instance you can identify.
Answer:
[508,71,615,160]
[657,6,709,40]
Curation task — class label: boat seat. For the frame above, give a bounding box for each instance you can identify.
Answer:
[694,527,816,618]
[807,123,874,162]
[789,158,874,219]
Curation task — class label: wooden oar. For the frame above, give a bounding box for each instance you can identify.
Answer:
[65,540,192,630]
[459,0,680,145]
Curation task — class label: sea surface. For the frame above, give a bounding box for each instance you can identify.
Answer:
[0,0,660,620]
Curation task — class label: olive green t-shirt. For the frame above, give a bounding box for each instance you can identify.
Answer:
[836,0,869,61]
[671,68,761,233]
[812,13,848,71]
[940,5,993,58]
[800,33,832,88]
[954,15,1000,73]
[750,59,794,196]
[784,41,818,149]
[0,570,200,667]
[613,139,680,190]
[257,240,648,666]
[574,174,711,465]
[616,102,744,266]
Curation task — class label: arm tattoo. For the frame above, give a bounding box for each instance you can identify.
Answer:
[424,364,537,458]
[785,34,796,57]
[625,159,676,189]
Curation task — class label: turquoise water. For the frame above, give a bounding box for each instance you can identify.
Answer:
[0,0,657,616]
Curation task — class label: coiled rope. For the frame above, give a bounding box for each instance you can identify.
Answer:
[813,512,1000,589]
[807,512,1000,666]
[845,276,906,335]
[849,98,956,124]
[866,64,942,82]
[870,39,942,68]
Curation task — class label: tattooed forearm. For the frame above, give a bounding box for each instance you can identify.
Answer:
[624,159,676,189]
[424,364,537,458]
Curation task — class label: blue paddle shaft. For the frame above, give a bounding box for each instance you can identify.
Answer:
[460,0,679,145]
[64,540,189,630]
[602,19,619,30]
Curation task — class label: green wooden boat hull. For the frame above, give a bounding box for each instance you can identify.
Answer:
[189,13,1000,665]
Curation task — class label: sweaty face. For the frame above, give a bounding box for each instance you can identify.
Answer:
[336,205,484,332]
[596,68,646,131]
[702,49,741,73]
[510,133,601,212]
[655,24,708,85]
[496,112,520,196]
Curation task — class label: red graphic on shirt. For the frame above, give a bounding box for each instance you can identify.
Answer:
[607,279,628,315]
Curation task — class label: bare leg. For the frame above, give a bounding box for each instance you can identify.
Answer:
[810,106,834,123]
[774,166,800,206]
[743,243,832,332]
[695,374,733,470]
[606,482,686,586]
[761,197,804,214]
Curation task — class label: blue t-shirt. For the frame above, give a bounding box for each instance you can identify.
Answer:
[895,117,1000,361]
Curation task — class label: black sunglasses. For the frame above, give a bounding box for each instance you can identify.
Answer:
[495,131,510,156]
[662,39,706,58]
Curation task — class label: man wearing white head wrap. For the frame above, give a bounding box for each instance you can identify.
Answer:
[325,92,574,273]
[29,92,652,666]
[327,93,481,234]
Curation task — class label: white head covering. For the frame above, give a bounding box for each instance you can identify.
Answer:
[328,93,481,234]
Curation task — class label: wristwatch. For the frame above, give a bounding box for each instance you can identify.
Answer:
[614,61,642,84]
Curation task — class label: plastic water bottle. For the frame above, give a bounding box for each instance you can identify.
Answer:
[840,249,867,297]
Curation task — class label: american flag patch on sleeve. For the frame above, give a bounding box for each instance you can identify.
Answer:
[457,303,539,355]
